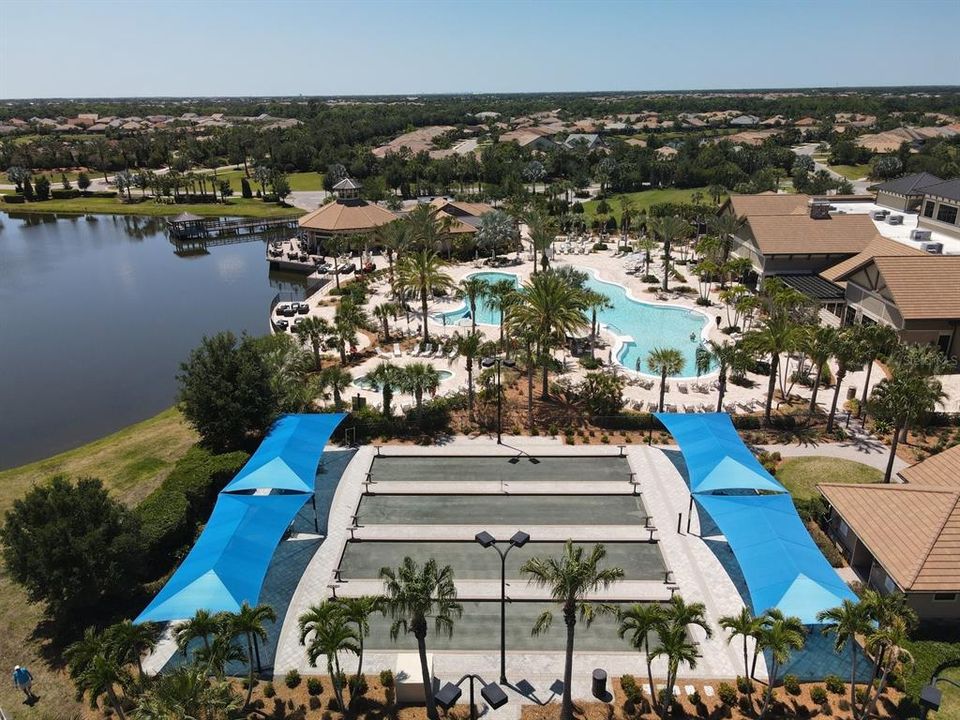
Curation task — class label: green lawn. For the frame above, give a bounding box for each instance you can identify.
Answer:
[828,163,872,181]
[581,186,725,223]
[1,195,304,219]
[210,168,325,192]
[777,456,882,500]
[933,665,960,720]
[0,407,197,718]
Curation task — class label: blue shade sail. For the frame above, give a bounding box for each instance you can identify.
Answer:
[655,413,787,494]
[221,413,346,493]
[135,492,309,623]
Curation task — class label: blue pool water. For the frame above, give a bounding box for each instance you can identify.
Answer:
[437,271,520,326]
[583,275,709,377]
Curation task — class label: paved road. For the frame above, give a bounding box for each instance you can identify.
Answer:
[792,143,873,194]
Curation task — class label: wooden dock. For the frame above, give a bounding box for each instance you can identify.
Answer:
[166,214,298,241]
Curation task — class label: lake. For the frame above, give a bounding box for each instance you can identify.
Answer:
[0,212,304,470]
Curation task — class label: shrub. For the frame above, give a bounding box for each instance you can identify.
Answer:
[672,285,696,295]
[620,674,643,704]
[136,446,248,571]
[307,677,322,696]
[592,242,608,251]
[688,690,701,706]
[285,669,301,688]
[825,675,845,694]
[2,194,25,204]
[548,424,558,436]
[810,686,828,704]
[350,674,368,696]
[855,686,869,705]
[263,682,276,698]
[806,521,844,567]
[718,682,737,706]
[783,675,801,696]
[736,675,754,694]
[50,188,81,199]
[600,434,610,443]
[579,356,601,370]
[379,669,394,687]
[83,190,118,198]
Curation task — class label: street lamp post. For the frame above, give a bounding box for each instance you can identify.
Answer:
[435,673,508,720]
[475,529,530,684]
[481,355,516,444]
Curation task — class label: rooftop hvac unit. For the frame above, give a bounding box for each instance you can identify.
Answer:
[920,242,943,255]
[910,229,933,241]
[887,215,904,225]
[872,210,890,220]
[809,199,831,219]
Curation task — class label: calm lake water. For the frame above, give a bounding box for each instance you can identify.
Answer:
[0,212,304,470]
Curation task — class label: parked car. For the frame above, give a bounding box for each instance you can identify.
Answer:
[292,316,306,327]
[275,303,291,316]
[316,262,332,273]
[274,319,289,330]
[297,303,309,315]
[362,261,376,273]
[339,262,356,274]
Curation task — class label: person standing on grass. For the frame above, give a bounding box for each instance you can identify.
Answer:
[13,664,36,701]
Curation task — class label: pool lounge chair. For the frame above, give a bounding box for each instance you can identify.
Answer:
[703,686,715,698]
[678,383,689,394]
[393,343,402,358]
[646,401,658,413]
[377,347,392,358]
[684,685,696,697]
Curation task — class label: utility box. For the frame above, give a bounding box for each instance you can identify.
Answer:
[395,653,434,705]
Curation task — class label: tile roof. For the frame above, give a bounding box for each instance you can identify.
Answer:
[870,256,960,319]
[920,178,960,203]
[875,172,944,196]
[818,483,960,591]
[745,213,878,256]
[726,193,811,217]
[298,199,398,233]
[900,445,960,488]
[820,236,926,282]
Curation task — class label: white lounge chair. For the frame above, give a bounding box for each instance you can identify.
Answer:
[684,685,696,697]
[703,685,715,698]
[377,347,392,358]
[393,343,402,358]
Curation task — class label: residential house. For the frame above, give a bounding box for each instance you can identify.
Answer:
[819,444,960,621]
[428,197,495,235]
[563,133,605,151]
[498,127,558,152]
[729,114,760,126]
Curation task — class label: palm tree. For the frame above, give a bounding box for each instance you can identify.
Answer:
[175,609,221,655]
[525,207,557,273]
[401,362,441,423]
[508,272,589,399]
[817,598,873,716]
[756,611,806,720]
[637,235,657,276]
[396,249,455,344]
[745,313,801,426]
[194,630,247,678]
[862,615,913,719]
[719,607,763,688]
[618,603,665,713]
[339,595,382,701]
[485,278,517,349]
[457,276,490,333]
[107,619,162,682]
[708,212,745,263]
[76,652,131,720]
[582,289,612,360]
[800,325,836,422]
[405,204,454,255]
[651,623,701,718]
[133,664,241,719]
[646,347,684,412]
[373,219,410,295]
[294,315,332,370]
[66,627,110,683]
[319,365,351,410]
[521,541,625,720]
[450,331,483,417]
[228,601,276,705]
[301,601,359,712]
[856,324,899,422]
[332,299,368,364]
[695,339,747,412]
[826,326,864,432]
[373,301,397,342]
[650,215,691,292]
[380,557,462,720]
[869,372,946,482]
[367,362,403,418]
[476,208,515,261]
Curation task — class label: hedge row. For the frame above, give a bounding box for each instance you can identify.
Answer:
[591,412,800,431]
[2,194,25,204]
[136,446,248,573]
[1,189,117,204]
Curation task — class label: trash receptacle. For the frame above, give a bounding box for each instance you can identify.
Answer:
[846,385,857,400]
[592,668,607,699]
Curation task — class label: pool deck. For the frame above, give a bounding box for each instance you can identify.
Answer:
[271,437,751,718]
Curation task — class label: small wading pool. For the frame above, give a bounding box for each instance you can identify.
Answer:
[353,369,453,390]
[435,271,519,326]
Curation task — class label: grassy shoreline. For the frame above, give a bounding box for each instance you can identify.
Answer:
[1,195,304,219]
[0,406,197,718]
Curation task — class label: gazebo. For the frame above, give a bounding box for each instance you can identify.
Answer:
[167,211,207,240]
[297,177,398,252]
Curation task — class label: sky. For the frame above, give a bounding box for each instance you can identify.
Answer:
[1,0,958,99]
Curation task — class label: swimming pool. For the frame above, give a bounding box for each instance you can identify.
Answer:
[353,370,454,391]
[583,274,710,378]
[436,271,520,326]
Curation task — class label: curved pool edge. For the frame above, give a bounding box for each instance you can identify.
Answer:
[428,269,523,329]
